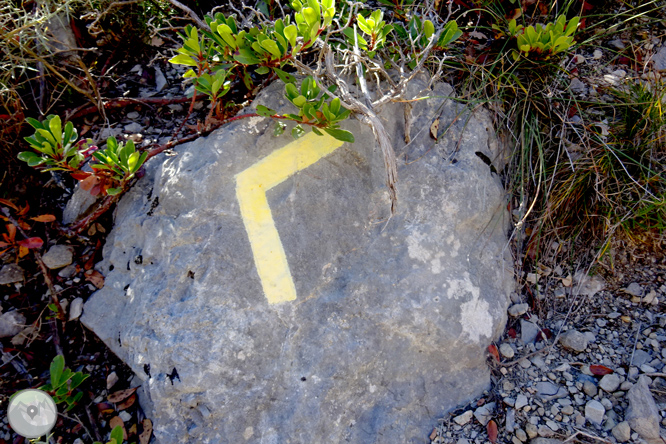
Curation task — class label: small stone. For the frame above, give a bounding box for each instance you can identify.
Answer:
[560,330,588,352]
[640,364,656,373]
[632,349,652,367]
[506,407,516,432]
[538,425,554,437]
[519,358,532,369]
[119,410,131,422]
[504,380,516,391]
[127,111,140,119]
[653,46,666,72]
[628,367,639,379]
[625,282,643,297]
[504,397,516,407]
[453,410,473,425]
[620,381,633,391]
[593,49,603,59]
[521,320,540,344]
[585,400,605,426]
[155,66,168,92]
[626,375,661,440]
[500,343,515,359]
[569,78,587,95]
[0,264,24,285]
[573,54,586,64]
[536,381,560,397]
[124,122,143,133]
[0,311,26,338]
[509,303,529,317]
[68,297,84,321]
[608,39,626,50]
[531,439,564,444]
[562,405,575,415]
[612,421,631,442]
[643,289,657,304]
[515,394,529,410]
[474,402,495,426]
[583,380,598,397]
[106,371,119,390]
[42,245,73,269]
[525,423,538,439]
[599,374,621,393]
[58,264,77,278]
[545,420,559,432]
[515,428,527,442]
[600,397,613,411]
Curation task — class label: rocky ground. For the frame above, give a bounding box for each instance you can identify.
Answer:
[430,244,666,444]
[2,3,666,443]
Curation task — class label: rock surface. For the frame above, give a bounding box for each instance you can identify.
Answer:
[81,80,513,444]
[626,376,661,441]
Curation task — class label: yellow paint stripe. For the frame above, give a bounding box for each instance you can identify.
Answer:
[236,132,345,304]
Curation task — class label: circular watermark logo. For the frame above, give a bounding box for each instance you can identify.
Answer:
[7,389,57,439]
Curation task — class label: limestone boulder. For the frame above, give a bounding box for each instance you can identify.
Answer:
[81,79,513,444]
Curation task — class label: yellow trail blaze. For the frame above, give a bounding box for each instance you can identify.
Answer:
[235,132,345,304]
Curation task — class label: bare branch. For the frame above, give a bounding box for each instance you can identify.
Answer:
[167,0,210,31]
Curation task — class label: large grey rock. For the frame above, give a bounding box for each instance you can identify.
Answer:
[81,80,513,444]
[626,376,661,441]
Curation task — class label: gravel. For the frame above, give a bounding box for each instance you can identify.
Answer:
[429,250,666,444]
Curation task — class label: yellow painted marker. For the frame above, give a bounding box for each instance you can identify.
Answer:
[236,131,345,304]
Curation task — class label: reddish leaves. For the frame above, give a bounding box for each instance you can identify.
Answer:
[487,420,498,443]
[488,344,500,362]
[108,387,137,404]
[590,364,614,376]
[17,237,43,249]
[85,270,105,289]
[30,214,56,223]
[139,419,153,444]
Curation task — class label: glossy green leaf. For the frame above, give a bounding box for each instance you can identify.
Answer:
[233,51,260,65]
[284,24,298,47]
[255,66,270,75]
[423,20,435,39]
[274,67,297,84]
[274,121,287,136]
[50,355,65,388]
[169,54,197,66]
[292,95,307,107]
[323,128,355,143]
[260,39,282,59]
[256,105,276,117]
[291,124,305,139]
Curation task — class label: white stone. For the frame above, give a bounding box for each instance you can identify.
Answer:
[585,400,605,426]
[453,410,473,425]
